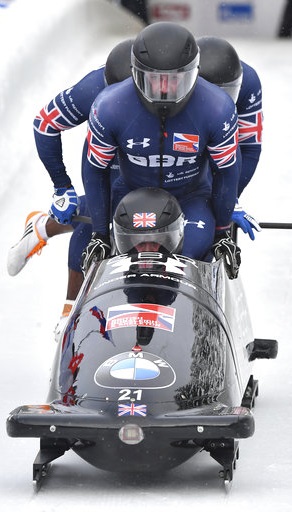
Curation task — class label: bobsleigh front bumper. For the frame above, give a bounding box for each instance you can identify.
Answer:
[7,401,254,441]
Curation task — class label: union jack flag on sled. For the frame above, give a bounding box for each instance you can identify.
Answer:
[118,403,147,417]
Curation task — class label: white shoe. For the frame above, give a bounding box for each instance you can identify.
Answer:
[7,211,49,276]
[54,301,74,343]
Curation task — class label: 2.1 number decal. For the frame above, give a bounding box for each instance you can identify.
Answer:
[119,389,142,401]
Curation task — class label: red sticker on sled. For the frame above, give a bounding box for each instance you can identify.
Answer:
[106,303,176,332]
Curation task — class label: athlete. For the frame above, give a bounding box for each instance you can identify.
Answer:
[197,36,263,240]
[7,39,133,325]
[79,22,241,279]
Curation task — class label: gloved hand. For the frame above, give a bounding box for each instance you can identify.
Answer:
[49,186,80,224]
[81,233,111,275]
[231,202,261,240]
[213,230,241,279]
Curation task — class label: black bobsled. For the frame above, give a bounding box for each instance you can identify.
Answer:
[7,234,278,487]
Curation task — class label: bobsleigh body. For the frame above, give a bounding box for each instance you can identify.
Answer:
[7,252,277,485]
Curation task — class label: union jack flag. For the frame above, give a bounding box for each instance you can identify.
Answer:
[208,129,238,168]
[118,403,147,417]
[33,101,73,135]
[238,110,263,144]
[133,212,156,228]
[86,130,116,168]
[106,303,176,332]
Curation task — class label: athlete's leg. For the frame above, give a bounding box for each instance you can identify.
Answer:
[179,194,215,261]
[45,218,74,237]
[55,196,92,340]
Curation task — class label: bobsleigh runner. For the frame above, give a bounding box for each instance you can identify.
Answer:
[6,188,278,490]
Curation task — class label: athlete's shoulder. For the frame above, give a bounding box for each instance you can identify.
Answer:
[89,78,141,133]
[237,60,262,113]
[95,77,134,100]
[78,66,106,87]
[66,66,106,101]
[92,78,139,117]
[241,60,261,88]
[55,66,107,120]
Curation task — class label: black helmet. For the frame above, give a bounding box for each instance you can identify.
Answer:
[131,22,200,117]
[197,36,243,102]
[113,187,185,255]
[104,39,133,85]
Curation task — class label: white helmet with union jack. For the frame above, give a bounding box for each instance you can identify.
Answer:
[113,187,185,255]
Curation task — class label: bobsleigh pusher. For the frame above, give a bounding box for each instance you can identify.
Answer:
[6,189,278,490]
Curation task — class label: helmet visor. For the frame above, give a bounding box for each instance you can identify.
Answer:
[131,51,200,103]
[218,73,243,103]
[113,214,185,255]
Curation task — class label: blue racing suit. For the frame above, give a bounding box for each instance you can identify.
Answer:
[82,76,240,260]
[33,60,262,269]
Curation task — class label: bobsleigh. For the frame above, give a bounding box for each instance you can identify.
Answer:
[7,247,278,487]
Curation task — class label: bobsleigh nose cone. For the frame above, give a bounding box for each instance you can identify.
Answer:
[118,423,144,445]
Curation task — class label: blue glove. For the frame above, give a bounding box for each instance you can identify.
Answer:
[231,202,261,240]
[49,186,80,224]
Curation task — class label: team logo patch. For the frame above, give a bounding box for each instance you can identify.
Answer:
[94,351,176,389]
[173,133,199,153]
[106,303,176,332]
[127,138,150,149]
[133,212,156,228]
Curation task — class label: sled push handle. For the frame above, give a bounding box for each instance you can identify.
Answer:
[73,216,292,230]
[73,215,92,224]
[259,222,292,229]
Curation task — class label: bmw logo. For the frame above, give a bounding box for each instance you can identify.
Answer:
[94,351,176,389]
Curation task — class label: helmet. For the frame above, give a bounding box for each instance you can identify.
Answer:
[197,36,243,102]
[104,39,133,85]
[131,22,200,118]
[113,187,185,255]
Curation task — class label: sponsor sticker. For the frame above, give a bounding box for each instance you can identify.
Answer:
[94,351,176,389]
[218,3,254,21]
[106,303,176,332]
